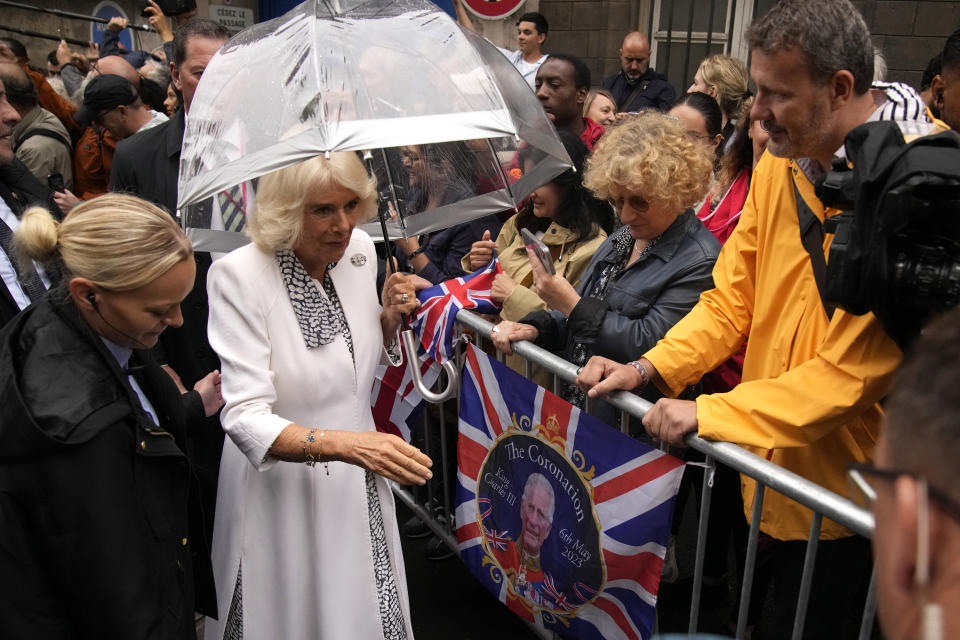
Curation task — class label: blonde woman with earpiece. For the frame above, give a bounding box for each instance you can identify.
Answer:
[0,193,222,637]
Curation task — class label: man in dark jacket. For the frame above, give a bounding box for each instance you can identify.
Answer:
[602,32,677,112]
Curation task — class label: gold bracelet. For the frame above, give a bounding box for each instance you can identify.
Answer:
[303,428,317,467]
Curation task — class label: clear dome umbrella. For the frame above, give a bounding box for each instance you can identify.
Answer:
[177,0,573,253]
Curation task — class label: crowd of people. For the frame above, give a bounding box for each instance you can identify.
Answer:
[0,0,957,639]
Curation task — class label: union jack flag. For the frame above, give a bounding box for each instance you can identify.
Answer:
[410,256,502,363]
[370,340,440,442]
[483,526,511,551]
[540,573,574,612]
[456,344,685,639]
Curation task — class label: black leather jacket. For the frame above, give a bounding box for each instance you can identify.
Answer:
[0,292,215,638]
[525,210,720,427]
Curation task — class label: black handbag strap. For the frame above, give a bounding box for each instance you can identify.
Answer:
[794,182,836,320]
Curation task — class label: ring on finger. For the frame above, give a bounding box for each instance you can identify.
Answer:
[401,292,409,303]
[491,326,500,334]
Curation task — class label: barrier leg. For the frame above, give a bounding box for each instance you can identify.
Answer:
[791,512,822,640]
[688,455,716,634]
[736,482,766,640]
[422,393,436,517]
[393,484,459,551]
[857,568,877,640]
[620,410,630,435]
[438,393,453,534]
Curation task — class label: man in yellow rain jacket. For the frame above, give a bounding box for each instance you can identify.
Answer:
[577,0,944,636]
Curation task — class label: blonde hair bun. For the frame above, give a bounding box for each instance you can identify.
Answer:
[15,206,61,264]
[15,194,193,292]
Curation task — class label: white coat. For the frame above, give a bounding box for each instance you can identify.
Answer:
[205,230,413,639]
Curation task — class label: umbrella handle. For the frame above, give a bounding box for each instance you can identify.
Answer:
[401,329,458,404]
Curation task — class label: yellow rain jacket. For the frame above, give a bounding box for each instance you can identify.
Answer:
[644,152,902,541]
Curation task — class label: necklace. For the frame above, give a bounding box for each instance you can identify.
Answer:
[630,234,662,263]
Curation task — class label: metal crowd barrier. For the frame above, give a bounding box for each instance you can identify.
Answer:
[391,310,877,640]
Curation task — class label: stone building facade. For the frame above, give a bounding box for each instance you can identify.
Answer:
[4,1,956,97]
[3,0,258,66]
[469,0,958,94]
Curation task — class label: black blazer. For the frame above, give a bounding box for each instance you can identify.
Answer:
[110,109,218,389]
[110,111,223,590]
[110,108,184,216]
[0,158,57,329]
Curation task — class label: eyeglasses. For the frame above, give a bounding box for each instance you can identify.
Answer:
[609,195,650,214]
[686,131,714,142]
[846,463,960,522]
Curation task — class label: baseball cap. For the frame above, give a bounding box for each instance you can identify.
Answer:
[74,74,139,126]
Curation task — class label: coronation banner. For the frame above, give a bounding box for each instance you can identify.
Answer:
[456,344,685,639]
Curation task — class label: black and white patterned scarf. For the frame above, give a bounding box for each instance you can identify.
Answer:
[276,249,354,362]
[563,226,660,408]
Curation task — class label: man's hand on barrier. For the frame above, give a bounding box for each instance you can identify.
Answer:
[490,321,538,355]
[579,356,643,397]
[643,398,698,448]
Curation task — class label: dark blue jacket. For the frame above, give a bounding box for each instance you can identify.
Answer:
[603,68,677,113]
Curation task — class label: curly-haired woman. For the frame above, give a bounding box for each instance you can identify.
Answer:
[491,112,721,427]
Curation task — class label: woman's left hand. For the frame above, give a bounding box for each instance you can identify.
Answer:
[527,247,580,315]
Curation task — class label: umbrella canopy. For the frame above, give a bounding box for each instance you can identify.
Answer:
[178,0,573,251]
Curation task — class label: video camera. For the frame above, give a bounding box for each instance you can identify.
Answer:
[138,0,197,17]
[816,121,960,350]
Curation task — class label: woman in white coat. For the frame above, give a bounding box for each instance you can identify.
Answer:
[206,152,432,640]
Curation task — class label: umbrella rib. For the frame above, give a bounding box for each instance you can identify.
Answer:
[486,137,519,215]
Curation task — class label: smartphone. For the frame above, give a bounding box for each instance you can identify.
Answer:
[520,228,555,275]
[47,173,65,193]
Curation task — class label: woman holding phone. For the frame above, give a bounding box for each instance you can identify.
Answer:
[491,113,720,427]
[464,131,606,324]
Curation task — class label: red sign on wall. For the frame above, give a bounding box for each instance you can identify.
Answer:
[462,0,526,20]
